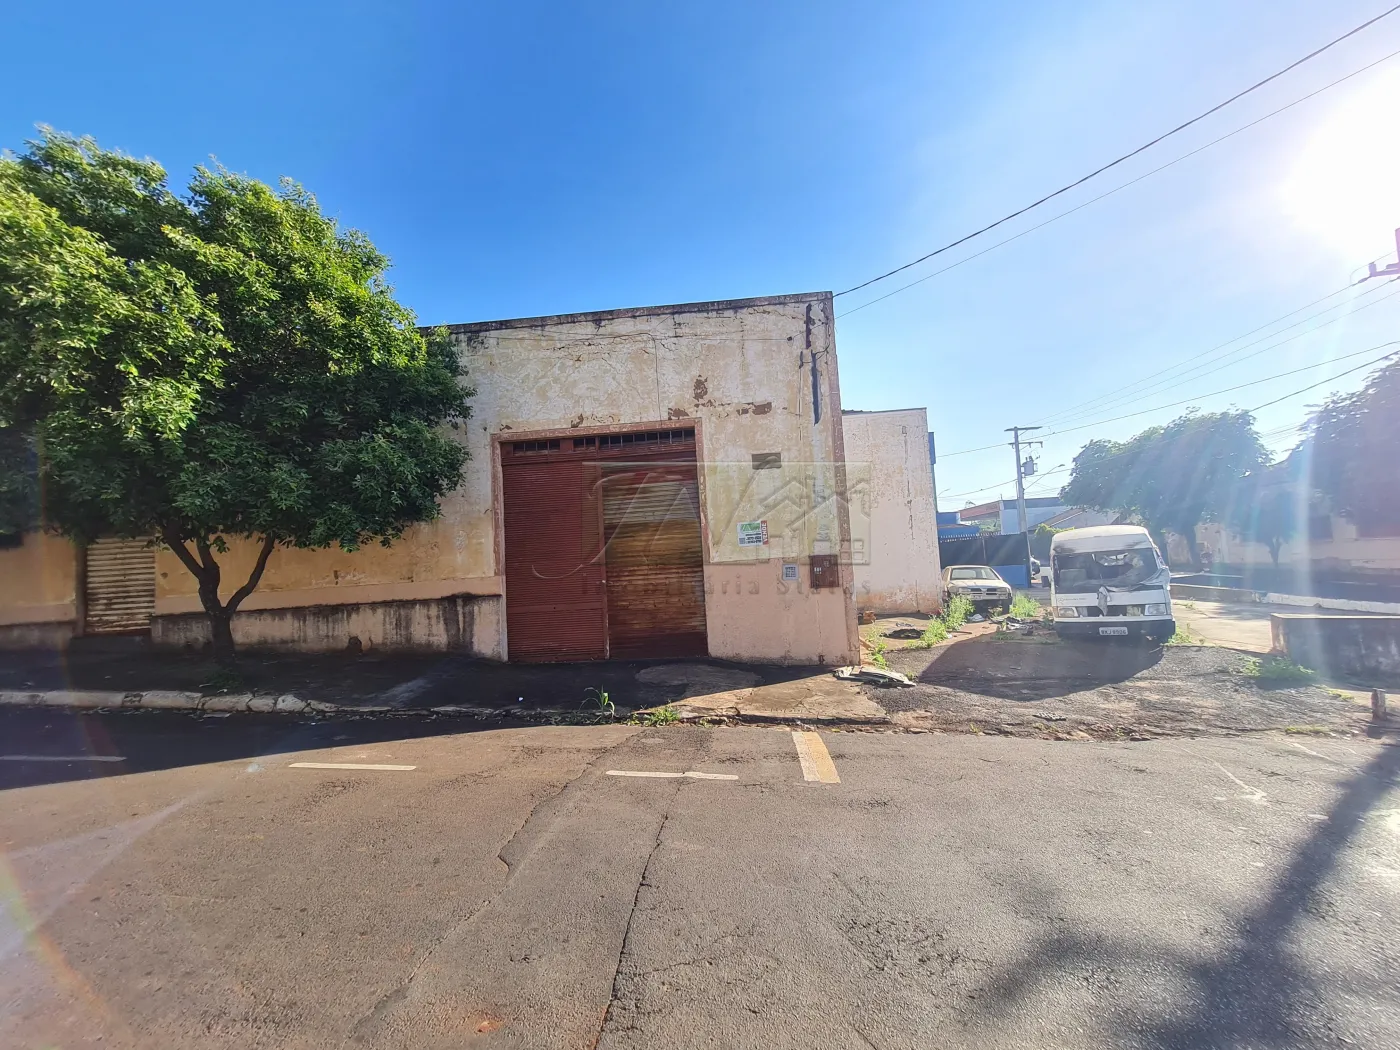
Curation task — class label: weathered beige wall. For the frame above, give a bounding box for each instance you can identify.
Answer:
[0,532,78,627]
[1197,520,1400,575]
[152,595,502,657]
[842,410,942,613]
[129,292,858,664]
[452,291,859,665]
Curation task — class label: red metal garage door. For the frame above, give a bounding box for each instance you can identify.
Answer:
[500,441,608,662]
[499,429,707,662]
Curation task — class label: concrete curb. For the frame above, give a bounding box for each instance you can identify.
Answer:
[0,689,386,716]
[1170,583,1400,615]
[0,689,895,728]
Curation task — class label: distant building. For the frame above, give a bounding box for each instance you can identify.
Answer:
[959,497,1114,535]
[842,409,942,614]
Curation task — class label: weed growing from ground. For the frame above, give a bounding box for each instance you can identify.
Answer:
[1239,656,1316,686]
[583,687,616,720]
[943,595,974,631]
[1009,594,1042,620]
[635,704,680,726]
[909,619,949,649]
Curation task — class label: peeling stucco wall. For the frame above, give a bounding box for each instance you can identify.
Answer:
[0,532,77,632]
[452,291,858,665]
[841,409,942,614]
[8,293,858,664]
[151,595,501,657]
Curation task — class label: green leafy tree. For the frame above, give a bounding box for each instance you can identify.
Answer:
[1059,411,1267,565]
[1224,466,1304,568]
[0,425,39,538]
[1306,357,1400,534]
[0,131,472,666]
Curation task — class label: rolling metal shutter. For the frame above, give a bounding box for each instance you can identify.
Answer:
[501,448,609,662]
[84,538,155,634]
[499,428,706,663]
[602,464,707,659]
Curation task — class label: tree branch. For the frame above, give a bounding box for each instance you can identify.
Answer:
[193,535,216,571]
[162,529,207,581]
[225,534,276,616]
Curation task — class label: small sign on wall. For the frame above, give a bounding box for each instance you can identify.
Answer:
[737,520,769,546]
[781,563,800,581]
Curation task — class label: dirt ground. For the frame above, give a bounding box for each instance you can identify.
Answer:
[873,633,1376,740]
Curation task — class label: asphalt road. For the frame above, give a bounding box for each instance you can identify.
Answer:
[2,708,1398,1050]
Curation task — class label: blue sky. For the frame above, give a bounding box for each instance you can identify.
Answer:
[5,1,1400,504]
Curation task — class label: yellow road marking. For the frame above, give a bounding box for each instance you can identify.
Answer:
[792,731,840,783]
[289,762,416,771]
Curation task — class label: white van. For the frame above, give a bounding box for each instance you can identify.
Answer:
[1049,525,1174,642]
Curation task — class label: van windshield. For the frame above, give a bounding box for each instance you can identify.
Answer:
[1053,548,1160,590]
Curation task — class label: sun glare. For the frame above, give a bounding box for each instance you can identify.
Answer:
[1282,67,1400,260]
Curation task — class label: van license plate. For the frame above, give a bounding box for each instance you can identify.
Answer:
[1098,626,1129,636]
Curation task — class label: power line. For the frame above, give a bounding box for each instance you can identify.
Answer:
[1031,281,1400,429]
[1036,340,1400,441]
[939,343,1400,500]
[836,47,1400,319]
[1031,264,1398,426]
[834,6,1400,300]
[935,271,1396,459]
[1248,348,1399,411]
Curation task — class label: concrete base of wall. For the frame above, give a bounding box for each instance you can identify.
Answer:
[151,594,504,659]
[1270,614,1400,682]
[0,620,76,650]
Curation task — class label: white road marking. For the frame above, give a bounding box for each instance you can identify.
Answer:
[1214,762,1267,805]
[605,770,739,780]
[289,762,417,771]
[792,731,840,784]
[0,754,125,763]
[1290,741,1328,759]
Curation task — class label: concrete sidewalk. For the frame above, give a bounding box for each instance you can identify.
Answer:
[1174,598,1371,653]
[0,646,888,725]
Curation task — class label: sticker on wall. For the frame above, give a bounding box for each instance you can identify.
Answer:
[737,520,769,546]
[781,563,799,581]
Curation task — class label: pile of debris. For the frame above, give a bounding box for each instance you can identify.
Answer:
[833,665,915,688]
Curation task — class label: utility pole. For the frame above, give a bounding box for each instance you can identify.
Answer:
[1363,227,1400,281]
[1006,426,1042,589]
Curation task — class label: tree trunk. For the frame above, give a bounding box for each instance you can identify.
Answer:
[1183,529,1201,570]
[162,532,277,671]
[1147,528,1172,566]
[207,607,237,668]
[1269,537,1283,568]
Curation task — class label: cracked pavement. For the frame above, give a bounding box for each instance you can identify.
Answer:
[2,707,1399,1049]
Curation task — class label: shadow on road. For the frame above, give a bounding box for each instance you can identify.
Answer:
[906,636,1164,701]
[977,742,1400,1047]
[0,707,548,793]
[0,642,826,712]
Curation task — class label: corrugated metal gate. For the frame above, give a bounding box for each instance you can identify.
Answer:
[499,428,707,663]
[84,538,155,634]
[601,462,706,658]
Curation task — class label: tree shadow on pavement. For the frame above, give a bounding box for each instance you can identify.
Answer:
[896,636,1164,702]
[0,707,573,793]
[975,742,1400,1048]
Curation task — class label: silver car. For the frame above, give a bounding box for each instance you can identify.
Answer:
[941,564,1013,612]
